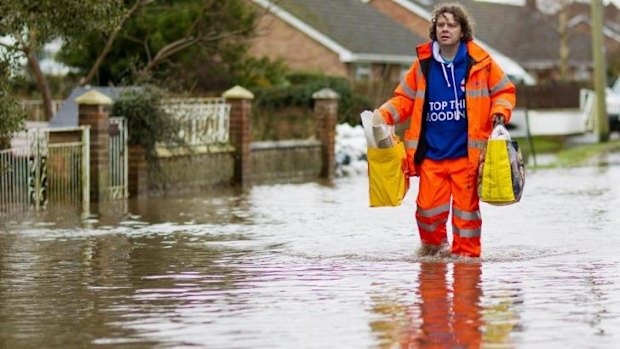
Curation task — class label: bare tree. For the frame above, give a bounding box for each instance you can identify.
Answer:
[538,0,574,81]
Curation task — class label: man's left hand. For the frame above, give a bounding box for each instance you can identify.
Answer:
[492,114,505,127]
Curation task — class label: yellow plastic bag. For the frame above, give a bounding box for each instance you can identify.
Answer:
[367,140,409,207]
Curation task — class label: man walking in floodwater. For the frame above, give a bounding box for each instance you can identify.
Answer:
[374,2,516,258]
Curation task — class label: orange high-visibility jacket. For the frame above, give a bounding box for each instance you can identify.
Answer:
[378,40,516,177]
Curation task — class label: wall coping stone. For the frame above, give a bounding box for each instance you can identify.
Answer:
[155,144,235,157]
[251,139,322,150]
[312,88,340,100]
[222,85,254,100]
[75,90,113,105]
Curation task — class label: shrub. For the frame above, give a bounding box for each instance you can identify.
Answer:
[252,72,372,127]
[111,86,181,159]
[0,62,26,149]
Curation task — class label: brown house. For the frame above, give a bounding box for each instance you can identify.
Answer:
[374,0,620,83]
[249,0,426,84]
[249,0,534,85]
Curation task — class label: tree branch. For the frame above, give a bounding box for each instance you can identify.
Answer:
[136,24,254,82]
[80,0,154,86]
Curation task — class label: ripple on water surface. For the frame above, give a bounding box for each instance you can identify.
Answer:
[2,165,620,348]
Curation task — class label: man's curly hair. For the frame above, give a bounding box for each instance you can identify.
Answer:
[429,3,474,42]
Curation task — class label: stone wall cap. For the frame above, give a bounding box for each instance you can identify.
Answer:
[222,85,254,100]
[75,90,113,105]
[312,88,339,100]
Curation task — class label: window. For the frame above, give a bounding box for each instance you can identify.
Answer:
[354,63,371,81]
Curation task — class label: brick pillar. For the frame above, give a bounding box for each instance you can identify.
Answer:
[128,144,148,197]
[223,85,254,188]
[76,90,112,202]
[312,88,339,180]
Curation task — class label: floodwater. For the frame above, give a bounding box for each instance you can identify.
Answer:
[2,153,620,349]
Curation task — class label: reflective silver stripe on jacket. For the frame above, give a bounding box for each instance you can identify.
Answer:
[453,207,481,220]
[466,88,489,98]
[405,139,418,149]
[415,64,424,84]
[493,98,514,109]
[489,76,511,96]
[399,76,416,100]
[381,102,401,123]
[468,139,487,150]
[453,225,481,238]
[417,203,450,218]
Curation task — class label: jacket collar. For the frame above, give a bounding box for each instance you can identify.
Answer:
[465,40,490,64]
[417,40,490,65]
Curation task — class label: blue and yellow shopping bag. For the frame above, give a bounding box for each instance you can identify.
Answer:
[478,125,525,205]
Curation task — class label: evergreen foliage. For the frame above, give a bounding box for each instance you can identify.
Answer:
[252,73,372,126]
[0,0,122,119]
[0,0,121,40]
[59,0,257,92]
[230,55,290,89]
[0,61,26,150]
[111,86,181,159]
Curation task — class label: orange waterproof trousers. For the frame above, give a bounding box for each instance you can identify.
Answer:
[415,157,482,257]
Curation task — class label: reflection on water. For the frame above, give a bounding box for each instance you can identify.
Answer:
[370,262,519,348]
[2,158,620,348]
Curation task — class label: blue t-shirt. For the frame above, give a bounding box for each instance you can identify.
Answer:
[424,42,468,160]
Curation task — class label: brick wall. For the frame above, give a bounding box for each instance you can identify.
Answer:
[149,141,324,190]
[370,0,430,39]
[148,146,235,195]
[48,130,83,144]
[249,11,348,77]
[516,83,582,109]
[250,140,322,184]
[78,103,110,202]
[128,86,338,196]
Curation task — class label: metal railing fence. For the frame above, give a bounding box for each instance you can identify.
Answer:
[0,127,89,215]
[109,117,128,199]
[162,98,231,146]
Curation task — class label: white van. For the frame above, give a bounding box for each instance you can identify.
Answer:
[609,77,620,132]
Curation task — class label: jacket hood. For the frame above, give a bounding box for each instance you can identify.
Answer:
[417,39,490,64]
[432,41,467,65]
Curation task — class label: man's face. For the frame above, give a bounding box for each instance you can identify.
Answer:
[435,12,463,47]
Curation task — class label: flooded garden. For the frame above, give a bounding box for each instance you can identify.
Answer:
[2,149,620,348]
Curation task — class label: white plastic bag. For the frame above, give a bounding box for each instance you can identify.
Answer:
[360,109,394,149]
[490,124,511,140]
[360,110,377,148]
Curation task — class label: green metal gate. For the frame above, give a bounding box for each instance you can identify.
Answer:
[0,127,90,216]
[109,117,128,199]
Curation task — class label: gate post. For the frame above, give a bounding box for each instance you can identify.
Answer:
[128,145,148,197]
[223,86,254,188]
[312,88,339,180]
[76,90,112,202]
